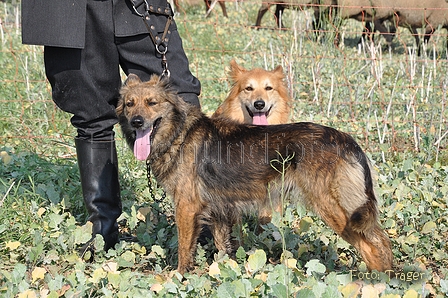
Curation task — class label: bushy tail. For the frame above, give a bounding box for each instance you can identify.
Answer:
[349,155,379,233]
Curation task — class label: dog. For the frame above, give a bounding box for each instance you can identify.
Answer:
[213,60,291,125]
[213,60,292,224]
[117,74,393,274]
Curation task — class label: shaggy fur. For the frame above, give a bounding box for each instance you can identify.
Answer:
[212,60,291,125]
[213,60,292,223]
[117,74,393,274]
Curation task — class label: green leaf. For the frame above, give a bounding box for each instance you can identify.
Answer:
[217,282,236,298]
[46,185,61,204]
[72,222,93,245]
[90,268,107,284]
[402,159,414,172]
[340,282,361,297]
[48,212,64,230]
[402,289,419,298]
[117,251,136,268]
[421,221,436,234]
[271,210,283,228]
[298,216,313,234]
[0,224,7,234]
[93,234,105,251]
[271,283,287,297]
[404,233,420,245]
[151,245,165,258]
[295,288,316,298]
[235,246,246,262]
[321,284,342,298]
[219,260,241,280]
[11,263,27,284]
[305,259,326,276]
[247,249,266,274]
[233,279,253,297]
[28,243,44,263]
[440,279,448,294]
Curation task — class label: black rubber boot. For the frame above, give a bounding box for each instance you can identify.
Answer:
[75,138,122,255]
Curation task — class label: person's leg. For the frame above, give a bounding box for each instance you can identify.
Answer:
[44,0,122,252]
[116,15,201,107]
[74,137,121,252]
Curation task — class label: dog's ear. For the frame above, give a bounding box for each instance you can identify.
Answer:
[229,59,246,82]
[118,74,141,116]
[148,74,162,86]
[273,65,283,75]
[273,65,285,80]
[149,74,171,89]
[116,97,124,117]
[124,73,142,87]
[147,74,172,91]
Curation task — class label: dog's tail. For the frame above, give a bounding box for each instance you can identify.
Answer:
[346,152,379,234]
[340,150,393,271]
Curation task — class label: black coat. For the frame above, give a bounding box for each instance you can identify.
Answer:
[21,0,173,48]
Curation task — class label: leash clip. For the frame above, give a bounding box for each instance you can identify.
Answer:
[160,52,170,78]
[156,44,168,55]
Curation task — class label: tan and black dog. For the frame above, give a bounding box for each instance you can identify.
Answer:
[213,60,291,125]
[117,74,393,274]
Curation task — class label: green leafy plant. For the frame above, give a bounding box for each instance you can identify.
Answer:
[1,1,447,297]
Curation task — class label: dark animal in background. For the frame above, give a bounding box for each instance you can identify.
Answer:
[117,74,393,274]
[255,0,448,55]
[254,0,334,29]
[171,0,228,17]
[204,0,228,17]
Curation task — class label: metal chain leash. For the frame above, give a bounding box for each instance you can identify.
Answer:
[129,0,173,215]
[146,159,169,215]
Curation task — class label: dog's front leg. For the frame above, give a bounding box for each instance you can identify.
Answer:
[175,196,202,274]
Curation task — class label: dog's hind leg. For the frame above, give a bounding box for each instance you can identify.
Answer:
[341,214,393,272]
[175,198,203,274]
[312,195,392,271]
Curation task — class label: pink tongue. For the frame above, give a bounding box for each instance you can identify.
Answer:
[252,112,268,125]
[134,127,152,161]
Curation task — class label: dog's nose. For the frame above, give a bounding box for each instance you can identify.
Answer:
[130,115,144,128]
[254,100,265,110]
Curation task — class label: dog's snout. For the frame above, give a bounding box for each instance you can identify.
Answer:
[254,100,265,110]
[130,115,144,128]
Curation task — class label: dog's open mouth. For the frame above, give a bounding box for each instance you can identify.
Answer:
[133,118,161,161]
[246,106,271,125]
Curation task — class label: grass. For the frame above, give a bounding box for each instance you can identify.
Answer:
[1,1,448,297]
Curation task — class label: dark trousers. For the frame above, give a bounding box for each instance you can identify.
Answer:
[44,0,201,141]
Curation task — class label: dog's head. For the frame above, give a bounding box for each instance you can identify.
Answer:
[116,74,187,161]
[226,59,291,125]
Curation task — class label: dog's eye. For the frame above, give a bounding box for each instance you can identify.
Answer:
[265,86,273,91]
[245,86,254,91]
[146,101,157,106]
[126,101,134,107]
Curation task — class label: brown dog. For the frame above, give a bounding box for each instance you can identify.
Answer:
[213,60,291,125]
[213,60,292,223]
[117,74,393,274]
